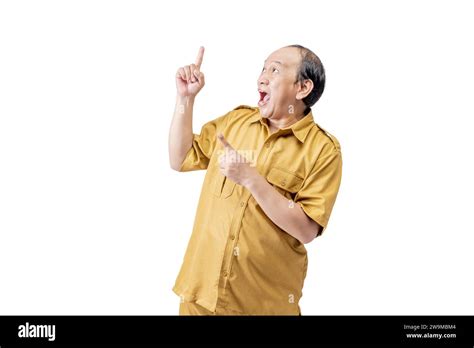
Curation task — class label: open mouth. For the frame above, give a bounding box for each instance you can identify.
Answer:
[258,90,270,107]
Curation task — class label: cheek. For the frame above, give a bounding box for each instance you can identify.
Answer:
[272,88,293,106]
[271,79,294,98]
[269,81,282,99]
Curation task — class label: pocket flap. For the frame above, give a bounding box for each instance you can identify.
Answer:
[267,167,303,193]
[213,174,236,198]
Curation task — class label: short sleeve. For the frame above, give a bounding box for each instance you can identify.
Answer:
[294,148,343,236]
[179,112,230,172]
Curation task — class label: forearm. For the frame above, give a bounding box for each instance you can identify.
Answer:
[168,95,195,170]
[245,174,320,244]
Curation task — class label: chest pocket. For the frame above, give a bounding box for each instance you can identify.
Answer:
[266,167,304,195]
[213,174,236,198]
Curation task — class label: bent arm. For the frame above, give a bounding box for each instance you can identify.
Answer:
[169,47,205,171]
[245,175,321,244]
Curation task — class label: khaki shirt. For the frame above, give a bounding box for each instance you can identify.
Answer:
[173,105,342,315]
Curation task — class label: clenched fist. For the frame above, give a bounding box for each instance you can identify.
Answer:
[176,46,205,97]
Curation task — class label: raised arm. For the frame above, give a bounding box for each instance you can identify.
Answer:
[168,46,206,171]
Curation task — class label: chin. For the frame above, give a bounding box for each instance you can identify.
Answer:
[259,105,272,119]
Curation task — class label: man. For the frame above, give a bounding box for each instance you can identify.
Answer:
[168,45,342,315]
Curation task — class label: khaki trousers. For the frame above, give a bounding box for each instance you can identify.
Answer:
[179,301,302,316]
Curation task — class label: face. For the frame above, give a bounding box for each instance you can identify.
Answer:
[257,47,305,120]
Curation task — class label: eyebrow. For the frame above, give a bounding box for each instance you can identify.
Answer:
[264,60,283,65]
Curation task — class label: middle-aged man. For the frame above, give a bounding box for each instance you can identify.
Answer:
[168,45,342,315]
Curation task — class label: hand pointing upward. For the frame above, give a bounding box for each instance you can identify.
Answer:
[176,46,206,97]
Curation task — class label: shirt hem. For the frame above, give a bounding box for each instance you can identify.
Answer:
[172,284,217,313]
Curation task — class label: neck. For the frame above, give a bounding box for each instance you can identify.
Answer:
[267,111,305,132]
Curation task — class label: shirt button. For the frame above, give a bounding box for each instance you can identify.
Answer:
[265,143,270,148]
[223,271,228,277]
[230,234,235,240]
[240,202,245,207]
[281,180,286,187]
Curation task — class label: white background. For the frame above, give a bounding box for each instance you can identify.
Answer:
[1,0,473,315]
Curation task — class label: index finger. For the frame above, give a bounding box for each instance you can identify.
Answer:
[195,46,205,69]
[217,133,233,150]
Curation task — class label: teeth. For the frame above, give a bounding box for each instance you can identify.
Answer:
[263,94,270,102]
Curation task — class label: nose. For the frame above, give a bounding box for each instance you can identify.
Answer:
[258,74,269,87]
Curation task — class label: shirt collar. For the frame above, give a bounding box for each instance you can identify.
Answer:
[249,109,315,143]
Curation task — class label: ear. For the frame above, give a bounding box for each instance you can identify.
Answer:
[295,79,314,101]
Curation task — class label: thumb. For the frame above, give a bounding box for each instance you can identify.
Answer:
[217,133,234,151]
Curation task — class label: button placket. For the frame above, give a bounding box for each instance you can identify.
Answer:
[218,135,278,292]
[219,192,251,290]
[257,136,274,170]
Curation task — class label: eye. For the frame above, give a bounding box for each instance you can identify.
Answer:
[272,67,279,73]
[261,67,266,73]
